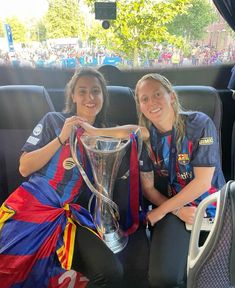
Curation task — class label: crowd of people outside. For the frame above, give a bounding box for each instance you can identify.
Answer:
[0,42,234,69]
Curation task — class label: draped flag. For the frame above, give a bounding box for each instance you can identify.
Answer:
[0,177,96,287]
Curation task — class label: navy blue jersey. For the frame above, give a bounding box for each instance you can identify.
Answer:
[22,112,89,204]
[140,111,225,217]
[0,112,99,286]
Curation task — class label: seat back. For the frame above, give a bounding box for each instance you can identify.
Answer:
[187,181,235,288]
[106,86,138,125]
[174,85,222,139]
[0,85,55,203]
[174,85,223,158]
[231,122,235,180]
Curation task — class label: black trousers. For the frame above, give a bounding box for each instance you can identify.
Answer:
[117,225,150,288]
[148,214,191,288]
[71,224,123,288]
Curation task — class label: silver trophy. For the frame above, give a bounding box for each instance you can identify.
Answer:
[70,127,142,253]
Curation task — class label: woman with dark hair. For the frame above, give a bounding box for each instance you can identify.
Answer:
[0,67,145,288]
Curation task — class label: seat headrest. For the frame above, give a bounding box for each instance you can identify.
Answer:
[107,86,138,125]
[174,85,222,130]
[0,85,55,129]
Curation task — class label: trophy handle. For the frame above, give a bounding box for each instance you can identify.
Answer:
[87,193,118,222]
[69,126,120,220]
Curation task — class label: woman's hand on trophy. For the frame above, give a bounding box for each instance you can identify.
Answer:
[59,116,89,143]
[76,118,98,136]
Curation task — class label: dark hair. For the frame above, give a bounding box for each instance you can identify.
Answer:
[64,67,109,126]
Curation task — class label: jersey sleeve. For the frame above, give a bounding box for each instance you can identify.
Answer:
[21,112,59,153]
[139,143,154,172]
[190,116,220,167]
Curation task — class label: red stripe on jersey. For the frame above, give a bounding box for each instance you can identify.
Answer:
[188,140,193,155]
[65,130,85,203]
[49,145,71,191]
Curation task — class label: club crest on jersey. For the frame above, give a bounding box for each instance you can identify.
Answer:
[33,124,43,136]
[63,157,76,170]
[178,153,189,165]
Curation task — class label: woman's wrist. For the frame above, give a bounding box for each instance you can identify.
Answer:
[172,207,182,217]
[57,135,65,145]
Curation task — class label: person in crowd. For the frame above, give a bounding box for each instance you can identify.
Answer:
[134,73,225,288]
[0,67,149,288]
[76,72,225,288]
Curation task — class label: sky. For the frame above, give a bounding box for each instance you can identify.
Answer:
[0,0,49,21]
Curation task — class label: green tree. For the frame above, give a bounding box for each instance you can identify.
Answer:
[167,0,217,41]
[5,17,26,43]
[85,0,191,66]
[30,20,47,42]
[44,0,85,39]
[0,22,4,38]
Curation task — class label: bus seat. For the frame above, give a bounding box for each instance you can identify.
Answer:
[106,86,138,125]
[187,180,235,288]
[106,85,149,287]
[174,85,222,137]
[106,85,138,219]
[231,122,235,180]
[0,85,55,204]
[174,85,223,156]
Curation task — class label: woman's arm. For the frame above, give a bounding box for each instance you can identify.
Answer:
[147,166,215,225]
[141,171,196,224]
[140,171,167,206]
[19,138,62,177]
[76,118,150,140]
[19,115,81,177]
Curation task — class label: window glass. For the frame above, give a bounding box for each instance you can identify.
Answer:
[0,0,234,69]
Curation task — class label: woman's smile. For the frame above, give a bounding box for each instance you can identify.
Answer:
[150,107,161,114]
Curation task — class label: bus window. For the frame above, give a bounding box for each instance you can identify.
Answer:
[0,0,234,70]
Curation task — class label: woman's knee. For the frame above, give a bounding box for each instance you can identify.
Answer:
[103,257,124,281]
[89,258,124,288]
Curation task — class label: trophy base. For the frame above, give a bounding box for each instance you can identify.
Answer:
[103,229,128,254]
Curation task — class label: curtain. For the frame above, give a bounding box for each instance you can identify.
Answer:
[213,0,235,32]
[213,1,235,89]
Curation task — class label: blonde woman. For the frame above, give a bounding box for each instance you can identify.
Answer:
[135,73,225,287]
[76,72,225,287]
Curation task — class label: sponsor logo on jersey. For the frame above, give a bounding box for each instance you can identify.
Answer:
[177,171,193,180]
[33,124,43,136]
[199,137,214,145]
[26,136,40,145]
[178,153,189,165]
[63,157,76,170]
